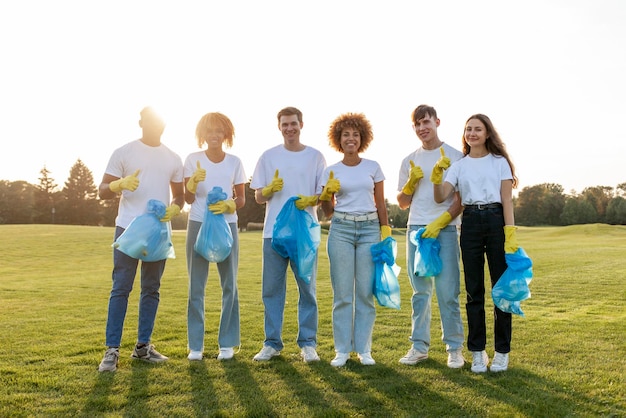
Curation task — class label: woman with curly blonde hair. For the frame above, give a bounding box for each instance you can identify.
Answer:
[184,112,247,362]
[320,112,391,367]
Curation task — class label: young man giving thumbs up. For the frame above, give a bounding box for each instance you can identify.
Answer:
[250,106,327,363]
[396,105,465,369]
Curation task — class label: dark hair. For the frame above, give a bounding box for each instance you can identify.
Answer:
[277,107,303,124]
[327,113,374,153]
[195,112,235,148]
[463,114,518,188]
[411,104,438,125]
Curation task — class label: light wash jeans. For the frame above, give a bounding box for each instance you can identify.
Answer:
[261,238,318,350]
[186,220,241,352]
[327,216,379,354]
[105,226,166,347]
[406,224,464,353]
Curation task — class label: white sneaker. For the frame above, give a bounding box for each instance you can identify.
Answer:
[217,347,234,361]
[471,350,489,373]
[188,350,203,361]
[358,352,376,366]
[399,348,428,365]
[330,352,350,367]
[301,346,320,362]
[447,348,465,369]
[490,352,509,372]
[253,345,280,361]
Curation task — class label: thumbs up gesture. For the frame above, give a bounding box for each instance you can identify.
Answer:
[186,160,206,194]
[109,169,140,193]
[262,169,284,197]
[320,171,341,201]
[402,160,424,195]
[430,147,451,185]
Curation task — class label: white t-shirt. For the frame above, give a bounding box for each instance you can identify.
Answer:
[183,151,247,223]
[251,144,326,238]
[322,159,385,214]
[397,143,463,226]
[104,139,183,229]
[445,154,513,206]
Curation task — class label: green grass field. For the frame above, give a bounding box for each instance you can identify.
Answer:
[1,224,624,417]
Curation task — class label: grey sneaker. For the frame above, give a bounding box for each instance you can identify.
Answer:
[99,347,119,372]
[253,345,280,361]
[301,346,320,362]
[447,348,465,369]
[131,344,169,363]
[490,352,509,372]
[399,348,428,365]
[471,350,489,373]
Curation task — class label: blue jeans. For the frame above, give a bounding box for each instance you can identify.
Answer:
[406,224,464,353]
[186,220,240,352]
[460,205,512,353]
[327,216,379,354]
[261,238,318,350]
[105,226,166,347]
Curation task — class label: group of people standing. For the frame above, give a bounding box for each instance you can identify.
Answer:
[97,104,519,376]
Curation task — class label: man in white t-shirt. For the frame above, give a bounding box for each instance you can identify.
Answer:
[250,106,326,363]
[97,107,184,372]
[396,105,465,369]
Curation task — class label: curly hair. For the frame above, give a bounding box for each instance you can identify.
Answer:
[195,112,235,148]
[327,112,374,153]
[462,114,518,188]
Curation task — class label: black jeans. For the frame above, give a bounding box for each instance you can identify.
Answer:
[460,204,511,353]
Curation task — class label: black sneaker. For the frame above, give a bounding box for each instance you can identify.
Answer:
[99,347,119,372]
[131,344,169,363]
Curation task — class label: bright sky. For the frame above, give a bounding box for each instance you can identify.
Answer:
[1,0,625,200]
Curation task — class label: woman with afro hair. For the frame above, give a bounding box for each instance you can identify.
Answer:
[319,112,391,367]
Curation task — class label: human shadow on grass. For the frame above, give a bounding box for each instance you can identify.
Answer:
[310,359,464,416]
[187,359,221,415]
[463,365,626,417]
[219,358,279,417]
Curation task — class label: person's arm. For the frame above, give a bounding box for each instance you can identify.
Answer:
[433,181,455,203]
[374,181,392,239]
[170,181,185,211]
[99,170,140,200]
[233,183,246,210]
[501,179,515,226]
[397,190,412,210]
[321,197,334,219]
[98,173,120,200]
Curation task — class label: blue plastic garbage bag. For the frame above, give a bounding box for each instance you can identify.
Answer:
[492,247,533,316]
[113,199,175,262]
[409,227,442,277]
[272,196,321,284]
[371,236,401,310]
[194,186,234,263]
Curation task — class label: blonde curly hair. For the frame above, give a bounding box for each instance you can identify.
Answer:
[195,112,235,148]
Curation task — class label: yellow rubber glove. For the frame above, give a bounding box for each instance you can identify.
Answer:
[109,170,140,193]
[320,171,340,201]
[381,225,392,240]
[295,195,318,210]
[402,160,424,195]
[262,169,284,197]
[422,211,452,239]
[160,204,181,222]
[430,147,451,185]
[186,161,206,194]
[209,199,236,214]
[504,225,519,254]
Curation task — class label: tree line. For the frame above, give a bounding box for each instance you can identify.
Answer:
[1,160,625,228]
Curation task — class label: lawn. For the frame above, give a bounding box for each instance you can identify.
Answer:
[0,224,624,417]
